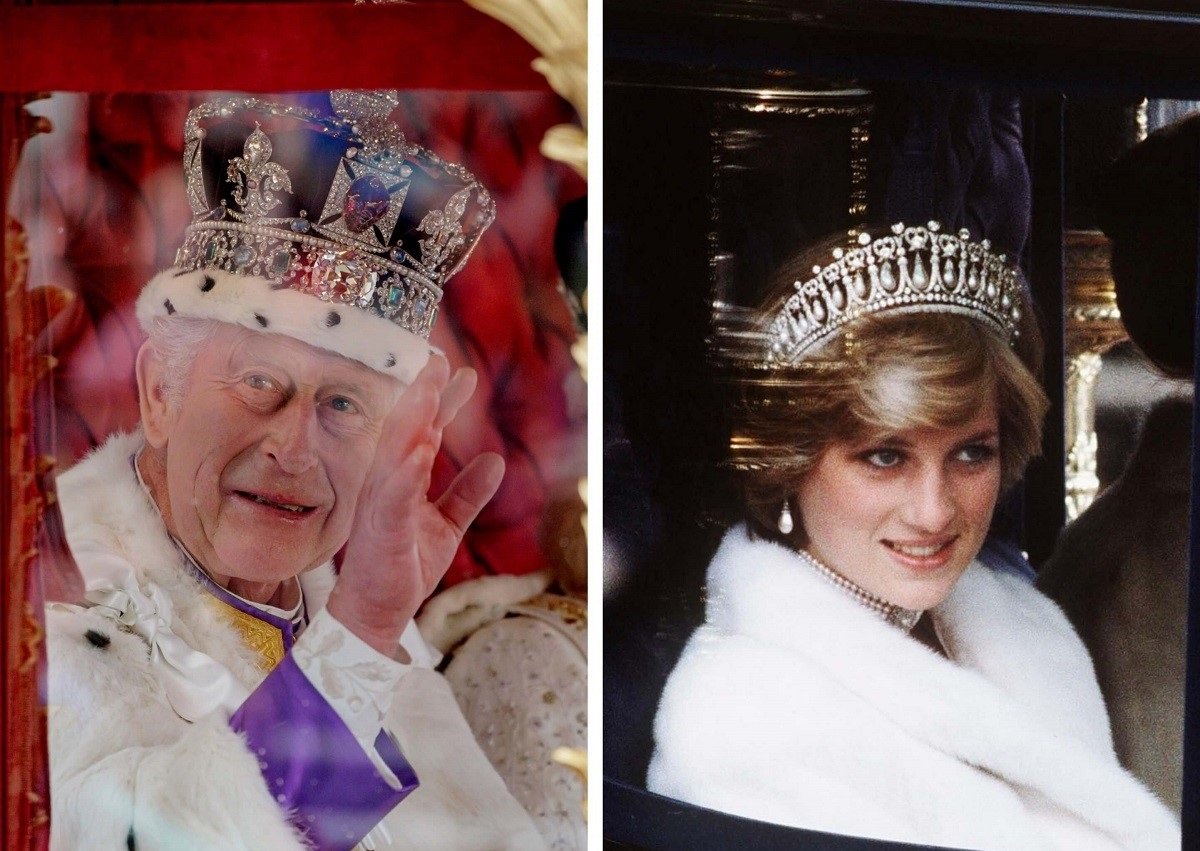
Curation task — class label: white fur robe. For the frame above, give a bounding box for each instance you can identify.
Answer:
[648,526,1180,850]
[46,432,545,850]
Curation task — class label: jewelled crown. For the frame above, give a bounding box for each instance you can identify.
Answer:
[137,92,495,383]
[767,222,1023,365]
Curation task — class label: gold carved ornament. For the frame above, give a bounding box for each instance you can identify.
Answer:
[4,94,77,847]
[465,0,587,178]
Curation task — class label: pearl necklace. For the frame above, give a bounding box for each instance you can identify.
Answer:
[796,548,923,633]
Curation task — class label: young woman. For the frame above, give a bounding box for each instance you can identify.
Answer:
[647,223,1179,850]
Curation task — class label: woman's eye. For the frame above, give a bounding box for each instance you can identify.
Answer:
[244,374,275,392]
[862,449,904,469]
[327,396,359,415]
[957,444,998,464]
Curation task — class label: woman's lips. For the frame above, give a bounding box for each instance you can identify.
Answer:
[882,537,957,570]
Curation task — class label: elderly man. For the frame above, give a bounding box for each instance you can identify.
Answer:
[44,93,545,850]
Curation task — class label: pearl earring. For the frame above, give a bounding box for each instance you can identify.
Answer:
[778,501,794,535]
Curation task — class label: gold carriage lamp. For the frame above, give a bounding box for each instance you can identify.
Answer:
[1064,228,1127,520]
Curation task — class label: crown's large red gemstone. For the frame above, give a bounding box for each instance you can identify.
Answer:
[343,174,390,234]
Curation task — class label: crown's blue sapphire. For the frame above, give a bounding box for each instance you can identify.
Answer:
[231,245,256,269]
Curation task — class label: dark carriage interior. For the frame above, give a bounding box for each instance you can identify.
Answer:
[603,2,1200,848]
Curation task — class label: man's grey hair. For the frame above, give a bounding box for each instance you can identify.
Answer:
[144,315,221,408]
[144,315,405,411]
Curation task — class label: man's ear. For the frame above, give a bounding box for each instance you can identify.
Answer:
[135,341,173,448]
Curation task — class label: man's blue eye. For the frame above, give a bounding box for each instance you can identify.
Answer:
[329,396,357,414]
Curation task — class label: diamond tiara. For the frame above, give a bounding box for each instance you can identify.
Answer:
[767,222,1024,365]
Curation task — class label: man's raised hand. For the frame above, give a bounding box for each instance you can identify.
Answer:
[328,355,505,656]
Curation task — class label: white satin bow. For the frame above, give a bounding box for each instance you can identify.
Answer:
[53,537,249,722]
